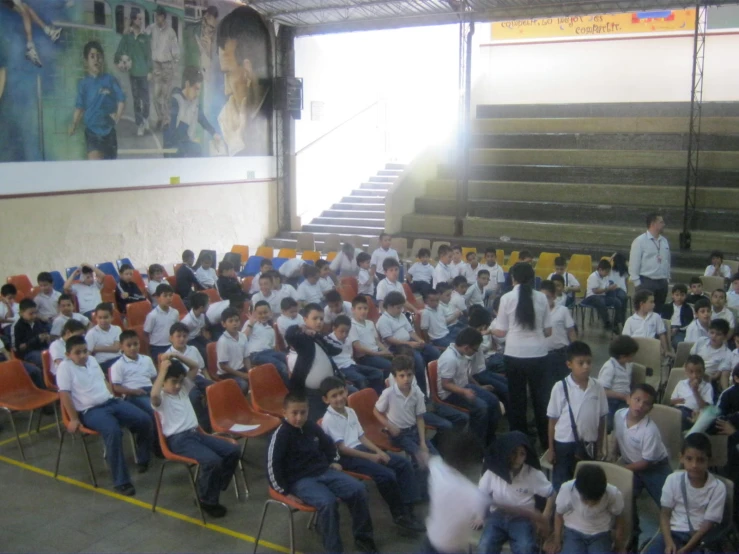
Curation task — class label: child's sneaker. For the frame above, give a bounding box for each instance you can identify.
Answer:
[45,26,62,42]
[137,124,145,137]
[25,45,42,67]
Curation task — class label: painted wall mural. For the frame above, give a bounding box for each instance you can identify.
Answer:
[0,0,273,162]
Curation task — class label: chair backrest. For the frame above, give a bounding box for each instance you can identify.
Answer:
[403,283,423,310]
[301,250,321,263]
[206,378,252,431]
[496,249,505,267]
[507,251,520,267]
[701,275,726,294]
[716,475,735,526]
[65,266,78,279]
[41,350,58,390]
[296,233,315,252]
[6,274,33,300]
[390,238,408,258]
[165,275,177,289]
[116,258,134,270]
[568,254,593,273]
[202,288,221,304]
[96,262,120,283]
[326,252,338,262]
[273,323,287,352]
[171,294,188,319]
[241,276,254,293]
[426,361,442,404]
[366,296,380,323]
[222,252,243,273]
[323,234,341,253]
[414,309,427,342]
[535,252,560,279]
[347,388,393,450]
[206,342,221,381]
[0,360,40,394]
[256,246,274,259]
[231,245,250,263]
[725,260,739,275]
[461,247,476,261]
[574,461,634,547]
[412,239,431,256]
[662,367,686,405]
[248,364,288,417]
[126,300,152,328]
[631,362,647,386]
[49,271,65,292]
[366,236,379,253]
[131,270,147,296]
[631,337,662,389]
[709,435,728,469]
[648,405,682,469]
[242,256,265,277]
[675,341,694,368]
[154,412,181,460]
[130,325,150,356]
[100,275,117,303]
[278,248,297,259]
[271,258,288,272]
[662,319,672,342]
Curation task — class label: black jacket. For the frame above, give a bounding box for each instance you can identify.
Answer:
[12,318,49,358]
[175,264,203,301]
[719,384,739,418]
[115,280,145,313]
[285,326,342,391]
[266,420,339,494]
[217,275,241,301]
[660,303,694,331]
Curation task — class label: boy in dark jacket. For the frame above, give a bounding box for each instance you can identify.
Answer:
[660,283,694,349]
[9,298,47,388]
[175,250,204,307]
[266,391,377,553]
[115,264,146,314]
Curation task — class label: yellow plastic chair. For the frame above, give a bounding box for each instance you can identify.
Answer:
[277,248,297,259]
[301,251,321,263]
[256,246,273,259]
[535,252,560,279]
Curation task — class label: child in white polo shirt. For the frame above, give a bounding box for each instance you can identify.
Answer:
[407,248,434,296]
[686,297,712,343]
[276,297,303,338]
[50,294,91,338]
[243,300,288,384]
[541,280,577,383]
[49,319,87,373]
[465,270,489,309]
[711,289,736,331]
[376,258,416,314]
[597,335,639,431]
[547,341,608,491]
[251,273,280,315]
[450,276,469,322]
[612,383,671,543]
[670,355,714,430]
[216,307,250,393]
[420,289,453,348]
[146,264,165,299]
[348,295,393,374]
[460,250,481,285]
[480,248,506,301]
[623,289,672,357]
[548,257,581,308]
[57,335,153,496]
[704,250,732,279]
[315,259,337,296]
[370,232,399,281]
[433,245,454,288]
[270,270,299,307]
[296,265,324,307]
[250,259,273,294]
[437,283,464,337]
[35,272,61,325]
[85,303,122,373]
[580,259,620,331]
[644,433,727,554]
[64,264,105,318]
[322,290,352,333]
[476,431,554,554]
[549,275,569,308]
[356,252,375,297]
[327,315,383,395]
[205,294,247,342]
[167,322,212,431]
[319,375,425,532]
[144,284,180,362]
[690,319,733,390]
[0,284,20,339]
[194,253,217,289]
[110,330,157,423]
[180,291,209,363]
[546,464,625,554]
[450,245,465,278]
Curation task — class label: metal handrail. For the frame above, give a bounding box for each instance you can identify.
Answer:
[295,100,380,156]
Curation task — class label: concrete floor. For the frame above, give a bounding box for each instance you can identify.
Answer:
[0,325,659,553]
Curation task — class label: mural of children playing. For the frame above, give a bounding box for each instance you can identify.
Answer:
[68,41,125,160]
[1,0,61,67]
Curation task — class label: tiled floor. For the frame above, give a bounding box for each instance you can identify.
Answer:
[0,325,659,553]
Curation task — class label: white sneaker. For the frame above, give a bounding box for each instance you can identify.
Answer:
[45,26,62,43]
[25,45,42,67]
[137,124,145,136]
[143,119,150,132]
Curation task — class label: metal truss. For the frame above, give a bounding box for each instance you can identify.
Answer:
[680,3,708,251]
[275,25,296,232]
[455,1,474,237]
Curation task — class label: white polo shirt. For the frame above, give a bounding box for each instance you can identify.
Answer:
[370,247,399,272]
[705,264,732,279]
[495,285,552,359]
[375,382,426,430]
[318,276,334,294]
[143,305,180,347]
[246,321,276,353]
[324,301,352,327]
[465,283,486,308]
[375,278,405,305]
[297,281,323,304]
[546,305,575,351]
[376,312,413,343]
[479,465,553,513]
[685,320,710,343]
[205,299,230,324]
[437,345,472,400]
[450,291,467,315]
[252,291,282,315]
[440,301,459,326]
[216,331,249,374]
[547,376,609,443]
[556,480,624,536]
[195,266,217,288]
[327,332,354,369]
[661,471,727,533]
[420,307,449,341]
[71,281,103,314]
[321,405,364,449]
[147,279,165,297]
[50,312,90,337]
[85,325,122,364]
[622,312,666,338]
[613,408,668,464]
[460,262,481,285]
[671,379,713,412]
[433,262,454,288]
[408,262,434,284]
[712,307,736,328]
[585,271,608,298]
[547,272,581,291]
[34,290,61,321]
[278,258,306,278]
[181,309,206,340]
[0,301,19,329]
[249,272,263,294]
[166,344,205,376]
[480,264,506,295]
[110,354,156,389]
[597,357,633,396]
[56,357,113,412]
[276,314,303,337]
[357,268,375,296]
[49,338,67,372]
[690,338,732,377]
[554,294,568,308]
[728,290,739,309]
[450,260,465,277]
[154,378,199,437]
[349,318,381,352]
[628,231,671,285]
[274,284,299,304]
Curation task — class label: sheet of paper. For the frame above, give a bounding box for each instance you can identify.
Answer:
[229,423,260,433]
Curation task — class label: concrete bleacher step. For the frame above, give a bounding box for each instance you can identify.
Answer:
[266,232,377,250]
[302,223,386,234]
[340,195,388,204]
[322,209,386,219]
[349,189,387,197]
[359,182,392,190]
[332,201,386,210]
[369,175,398,183]
[475,101,739,119]
[311,216,385,227]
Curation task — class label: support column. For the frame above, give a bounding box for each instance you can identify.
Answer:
[454,4,474,237]
[276,25,297,233]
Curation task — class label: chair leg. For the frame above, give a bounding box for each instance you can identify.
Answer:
[79,435,98,487]
[26,409,34,437]
[52,401,61,439]
[129,431,138,464]
[239,437,249,498]
[4,408,25,461]
[286,502,296,554]
[189,465,206,525]
[253,501,271,554]
[54,430,66,478]
[152,462,167,513]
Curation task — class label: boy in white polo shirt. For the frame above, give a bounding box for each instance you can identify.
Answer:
[348,295,393,375]
[216,307,249,393]
[710,289,736,332]
[35,272,61,326]
[57,335,153,496]
[548,257,581,308]
[251,273,282,316]
[250,259,273,294]
[166,322,212,431]
[296,265,324,307]
[370,232,399,281]
[243,300,288,384]
[144,284,180,362]
[670,355,714,430]
[437,283,464,337]
[690,319,732,390]
[315,259,337,296]
[622,290,672,357]
[541,280,577,383]
[597,335,639,430]
[355,252,375,297]
[205,294,246,342]
[644,433,727,554]
[326,315,383,395]
[376,258,416,314]
[50,294,91,338]
[450,245,465,278]
[580,259,620,331]
[407,248,434,296]
[110,330,157,422]
[49,319,87,373]
[479,248,506,301]
[612,383,671,543]
[420,289,453,348]
[433,245,454,288]
[322,290,352,333]
[547,341,608,491]
[465,269,489,309]
[277,297,303,338]
[546,464,625,554]
[85,303,122,373]
[686,297,712,343]
[64,264,106,318]
[460,250,482,285]
[194,253,217,289]
[180,291,209,363]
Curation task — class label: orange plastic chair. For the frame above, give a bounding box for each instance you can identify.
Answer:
[347,388,401,452]
[273,323,287,353]
[241,276,254,293]
[202,288,221,304]
[248,364,288,418]
[206,342,222,382]
[174,263,183,274]
[278,248,297,259]
[165,275,177,289]
[427,361,469,414]
[130,325,150,356]
[42,350,58,391]
[126,300,152,328]
[206,379,281,495]
[366,297,380,323]
[171,294,188,319]
[301,251,321,263]
[0,360,59,460]
[152,412,239,523]
[326,252,338,262]
[254,488,318,554]
[54,401,99,486]
[256,246,274,259]
[6,274,33,301]
[340,276,359,293]
[231,245,250,262]
[99,275,117,304]
[403,283,424,310]
[414,309,429,343]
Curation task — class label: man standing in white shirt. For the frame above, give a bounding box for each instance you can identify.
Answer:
[147,6,179,129]
[629,213,671,313]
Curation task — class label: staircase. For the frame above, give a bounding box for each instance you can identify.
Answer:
[266,163,405,250]
[400,102,739,281]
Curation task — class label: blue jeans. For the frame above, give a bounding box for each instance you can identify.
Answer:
[99,357,120,374]
[358,354,393,376]
[431,334,453,348]
[632,460,671,535]
[607,398,627,432]
[125,387,154,419]
[547,348,570,386]
[471,370,510,413]
[671,329,686,351]
[11,352,45,389]
[552,440,578,492]
[644,531,696,554]
[340,364,384,395]
[562,528,612,554]
[445,383,501,446]
[250,350,288,384]
[425,402,469,432]
[485,353,505,373]
[166,428,240,505]
[149,345,170,364]
[390,344,440,396]
[340,444,419,512]
[79,398,153,487]
[390,426,439,501]
[222,371,249,394]
[478,511,536,554]
[290,468,374,553]
[581,295,620,327]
